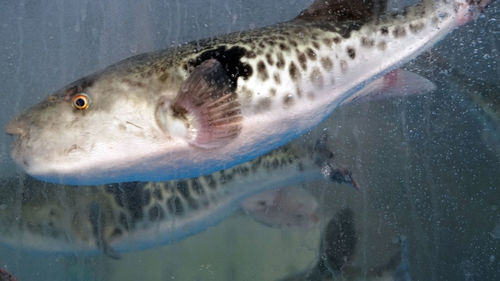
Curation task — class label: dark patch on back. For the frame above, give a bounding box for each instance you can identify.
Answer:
[296,0,386,23]
[190,45,253,89]
[306,22,363,39]
[346,47,356,59]
[380,26,389,35]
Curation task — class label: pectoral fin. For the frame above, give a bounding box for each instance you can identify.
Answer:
[341,69,436,106]
[171,59,243,148]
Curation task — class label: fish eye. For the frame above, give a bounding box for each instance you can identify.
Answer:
[72,93,90,110]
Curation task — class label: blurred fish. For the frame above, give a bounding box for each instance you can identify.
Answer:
[0,268,17,281]
[418,51,500,158]
[279,208,412,281]
[241,186,319,228]
[0,134,356,259]
[442,60,499,158]
[6,0,489,185]
[0,65,440,258]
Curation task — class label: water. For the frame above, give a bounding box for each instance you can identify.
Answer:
[0,1,499,280]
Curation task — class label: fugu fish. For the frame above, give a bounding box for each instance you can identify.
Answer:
[279,209,412,281]
[0,134,355,259]
[6,0,489,185]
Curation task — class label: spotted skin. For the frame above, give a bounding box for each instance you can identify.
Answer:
[6,0,493,185]
[0,135,356,257]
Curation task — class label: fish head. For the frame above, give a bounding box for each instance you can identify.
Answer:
[6,65,181,184]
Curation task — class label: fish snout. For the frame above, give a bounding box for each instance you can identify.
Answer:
[5,119,28,137]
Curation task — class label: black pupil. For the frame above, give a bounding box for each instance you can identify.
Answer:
[75,97,85,107]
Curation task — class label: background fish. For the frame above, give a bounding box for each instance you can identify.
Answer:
[5,0,490,185]
[279,208,412,281]
[0,133,355,258]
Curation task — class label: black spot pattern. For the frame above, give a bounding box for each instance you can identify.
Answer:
[257,60,269,81]
[346,47,356,59]
[190,46,253,89]
[289,62,300,81]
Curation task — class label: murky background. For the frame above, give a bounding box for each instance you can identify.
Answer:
[0,0,498,280]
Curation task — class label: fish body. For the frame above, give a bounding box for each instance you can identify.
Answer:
[6,0,492,185]
[279,209,411,281]
[0,134,353,257]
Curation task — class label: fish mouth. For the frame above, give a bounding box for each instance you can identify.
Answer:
[5,119,33,169]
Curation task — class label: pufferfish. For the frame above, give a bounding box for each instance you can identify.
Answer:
[6,0,492,185]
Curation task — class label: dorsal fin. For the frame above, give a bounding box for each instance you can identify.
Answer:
[295,0,387,22]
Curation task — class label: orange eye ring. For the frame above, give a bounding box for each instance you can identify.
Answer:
[72,93,90,110]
